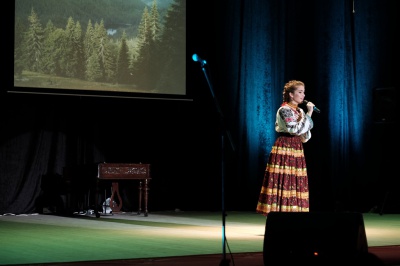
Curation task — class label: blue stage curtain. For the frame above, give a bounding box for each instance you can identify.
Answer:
[216,0,398,211]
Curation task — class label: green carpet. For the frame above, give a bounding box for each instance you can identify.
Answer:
[1,211,399,265]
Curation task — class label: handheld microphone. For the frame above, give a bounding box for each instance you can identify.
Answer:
[192,54,207,66]
[303,100,321,113]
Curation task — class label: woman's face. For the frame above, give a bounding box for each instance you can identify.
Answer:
[290,85,305,104]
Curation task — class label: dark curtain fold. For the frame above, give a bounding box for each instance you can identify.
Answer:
[0,96,105,214]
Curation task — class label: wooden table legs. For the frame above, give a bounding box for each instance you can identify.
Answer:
[95,179,150,218]
[138,179,150,217]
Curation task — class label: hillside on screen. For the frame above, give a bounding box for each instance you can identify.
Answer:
[14,0,186,96]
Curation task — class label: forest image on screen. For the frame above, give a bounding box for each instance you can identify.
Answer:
[14,0,186,96]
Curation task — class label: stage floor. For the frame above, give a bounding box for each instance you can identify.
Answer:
[1,211,400,265]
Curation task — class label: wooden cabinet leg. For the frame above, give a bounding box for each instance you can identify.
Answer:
[144,179,150,217]
[137,181,142,215]
[110,182,123,212]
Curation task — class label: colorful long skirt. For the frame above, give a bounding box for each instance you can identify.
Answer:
[256,135,309,216]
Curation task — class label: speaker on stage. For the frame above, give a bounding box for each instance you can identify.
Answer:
[263,212,369,265]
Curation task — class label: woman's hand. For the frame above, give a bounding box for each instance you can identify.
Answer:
[306,101,315,116]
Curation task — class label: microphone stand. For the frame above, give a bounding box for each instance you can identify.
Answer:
[193,57,235,266]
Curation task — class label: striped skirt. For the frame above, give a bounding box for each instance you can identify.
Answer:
[256,135,309,216]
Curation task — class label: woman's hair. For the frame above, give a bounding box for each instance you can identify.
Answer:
[282,80,304,102]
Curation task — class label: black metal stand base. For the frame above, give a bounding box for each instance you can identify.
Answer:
[219,259,230,266]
